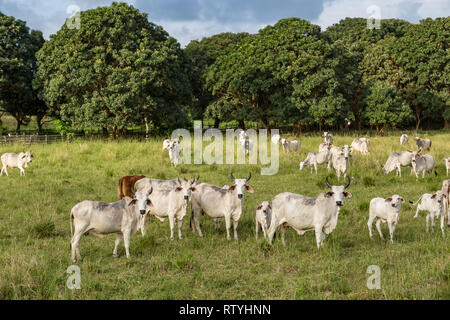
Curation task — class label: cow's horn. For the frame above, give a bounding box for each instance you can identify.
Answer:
[131,186,135,194]
[148,187,153,195]
[325,176,332,188]
[246,172,252,182]
[230,172,235,180]
[344,176,351,189]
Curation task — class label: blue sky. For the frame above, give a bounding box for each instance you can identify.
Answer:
[0,0,448,46]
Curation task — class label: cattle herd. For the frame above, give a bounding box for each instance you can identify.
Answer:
[0,133,448,262]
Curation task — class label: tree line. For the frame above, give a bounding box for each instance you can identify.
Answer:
[0,2,448,135]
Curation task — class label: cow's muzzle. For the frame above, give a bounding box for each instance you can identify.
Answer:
[238,194,243,199]
[336,201,343,207]
[140,210,146,215]
[184,195,189,200]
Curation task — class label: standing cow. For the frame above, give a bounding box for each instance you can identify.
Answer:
[255,201,272,240]
[350,138,370,155]
[411,150,435,179]
[1,152,33,176]
[267,177,351,248]
[299,150,332,174]
[411,191,447,237]
[415,137,432,151]
[442,179,450,226]
[323,132,333,145]
[117,175,146,200]
[382,151,414,176]
[368,194,405,244]
[281,139,300,152]
[70,188,153,262]
[444,158,450,176]
[191,173,254,240]
[400,134,409,146]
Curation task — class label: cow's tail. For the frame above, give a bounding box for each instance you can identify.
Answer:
[117,177,123,200]
[409,195,424,206]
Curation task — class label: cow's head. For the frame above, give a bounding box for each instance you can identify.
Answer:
[229,172,254,199]
[325,176,352,207]
[431,191,446,207]
[129,187,153,215]
[256,201,272,227]
[343,145,350,159]
[19,151,33,166]
[175,176,199,201]
[299,161,306,171]
[385,194,404,209]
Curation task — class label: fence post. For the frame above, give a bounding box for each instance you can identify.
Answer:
[45,135,48,144]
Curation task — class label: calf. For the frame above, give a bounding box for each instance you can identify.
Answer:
[267,176,351,248]
[281,138,300,152]
[299,150,331,174]
[117,175,146,200]
[411,191,446,236]
[444,158,450,176]
[350,138,370,155]
[400,134,408,146]
[368,195,404,244]
[255,201,272,240]
[411,150,435,179]
[141,178,198,240]
[415,137,431,151]
[69,188,153,262]
[331,151,349,180]
[1,152,33,176]
[191,172,254,240]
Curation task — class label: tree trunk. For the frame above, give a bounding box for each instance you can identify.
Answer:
[144,116,150,139]
[102,127,108,136]
[213,117,220,128]
[37,116,43,133]
[238,119,245,130]
[444,119,449,129]
[15,118,21,133]
[259,117,269,129]
[293,121,301,135]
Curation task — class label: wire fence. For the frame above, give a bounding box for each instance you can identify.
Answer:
[0,133,84,145]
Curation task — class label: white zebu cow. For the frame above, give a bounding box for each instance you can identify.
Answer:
[368,194,404,244]
[162,138,178,150]
[239,131,254,155]
[191,173,254,240]
[350,138,370,155]
[299,150,331,174]
[382,151,414,176]
[323,132,333,145]
[281,138,300,152]
[331,150,350,180]
[69,188,153,262]
[411,191,447,236]
[444,158,450,176]
[411,151,435,179]
[400,134,409,146]
[271,134,281,145]
[255,201,272,240]
[141,178,198,240]
[267,177,352,248]
[442,179,450,226]
[415,137,432,151]
[1,152,33,176]
[168,140,182,167]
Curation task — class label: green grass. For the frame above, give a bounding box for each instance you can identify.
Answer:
[0,131,449,299]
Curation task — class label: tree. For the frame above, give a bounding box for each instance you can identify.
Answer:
[0,12,45,132]
[184,32,250,127]
[35,2,191,137]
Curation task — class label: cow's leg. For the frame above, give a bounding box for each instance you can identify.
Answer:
[0,165,5,176]
[314,225,324,249]
[194,213,203,237]
[3,166,8,176]
[262,226,268,240]
[430,215,435,233]
[280,224,287,247]
[426,214,430,232]
[387,221,395,244]
[224,214,232,240]
[123,230,131,259]
[70,229,85,263]
[233,219,239,241]
[20,166,25,176]
[367,215,374,238]
[375,219,384,240]
[177,218,183,240]
[267,217,279,245]
[113,233,122,257]
[140,214,147,237]
[169,214,175,240]
[414,206,420,219]
[440,215,445,237]
[314,163,318,175]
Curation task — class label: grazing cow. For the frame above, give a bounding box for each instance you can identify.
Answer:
[191,172,254,240]
[69,188,153,262]
[368,194,404,244]
[1,152,33,176]
[267,177,351,248]
[271,134,281,145]
[382,151,414,176]
[400,134,409,146]
[117,175,146,200]
[255,201,272,240]
[411,150,435,179]
[318,142,331,153]
[350,138,370,155]
[323,132,333,145]
[411,191,447,236]
[444,158,450,176]
[281,138,300,152]
[299,150,331,174]
[168,140,182,167]
[442,179,450,226]
[239,131,254,155]
[415,137,432,151]
[331,151,350,180]
[140,178,198,240]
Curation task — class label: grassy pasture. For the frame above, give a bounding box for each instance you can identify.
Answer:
[0,131,449,299]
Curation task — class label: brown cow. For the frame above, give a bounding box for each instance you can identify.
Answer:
[117,175,146,200]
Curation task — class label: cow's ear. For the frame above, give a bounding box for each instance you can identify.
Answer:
[146,199,153,207]
[443,194,447,199]
[344,192,352,198]
[129,199,137,206]
[228,185,236,191]
[191,187,197,192]
[257,205,263,210]
[325,191,334,198]
[245,185,254,193]
[268,204,271,209]
[385,198,393,202]
[399,197,405,202]
[431,194,436,199]
[175,187,183,192]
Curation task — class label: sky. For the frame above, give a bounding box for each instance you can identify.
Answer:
[0,0,448,47]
